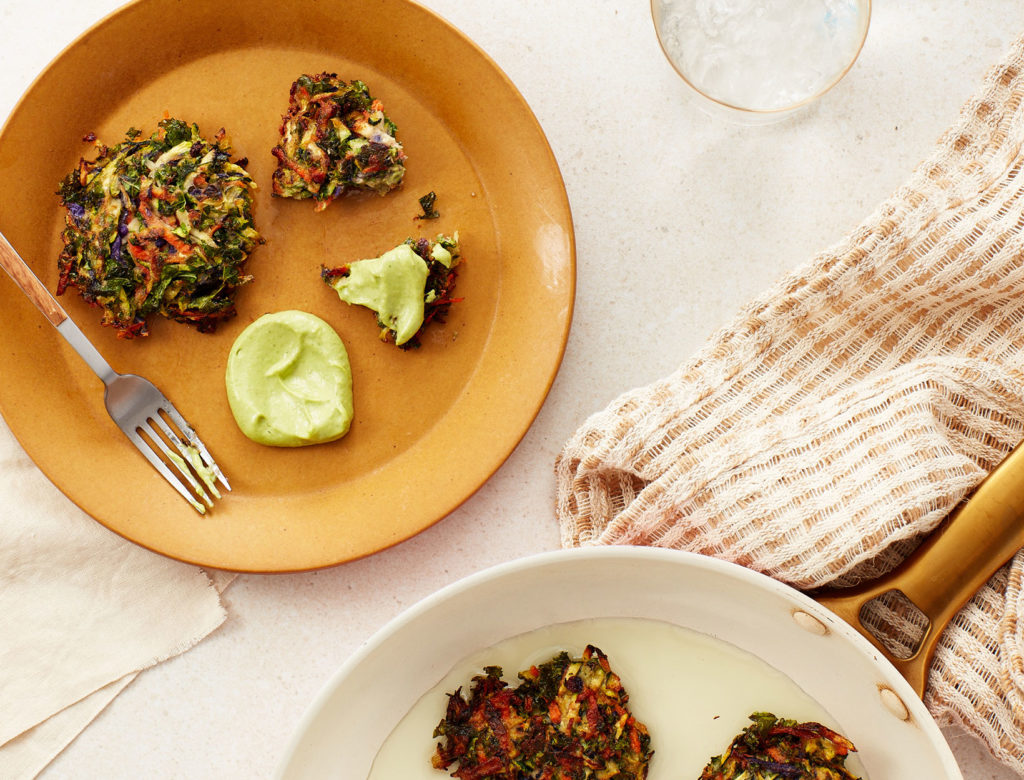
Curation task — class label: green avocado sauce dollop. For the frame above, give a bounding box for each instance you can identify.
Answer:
[225,310,354,447]
[327,243,428,346]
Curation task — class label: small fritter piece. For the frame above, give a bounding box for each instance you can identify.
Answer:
[432,645,653,780]
[700,712,861,780]
[271,72,406,210]
[57,119,261,338]
[322,233,461,348]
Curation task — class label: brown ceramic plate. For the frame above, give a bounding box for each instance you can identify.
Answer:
[0,0,574,572]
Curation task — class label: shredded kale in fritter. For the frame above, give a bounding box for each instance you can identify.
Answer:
[700,712,861,780]
[432,645,653,780]
[271,72,406,210]
[57,118,261,338]
[416,190,441,220]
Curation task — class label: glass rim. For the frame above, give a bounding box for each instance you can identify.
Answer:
[650,0,873,116]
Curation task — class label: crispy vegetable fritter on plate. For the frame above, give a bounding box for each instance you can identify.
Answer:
[432,644,653,780]
[271,72,406,210]
[57,118,261,338]
[700,712,861,780]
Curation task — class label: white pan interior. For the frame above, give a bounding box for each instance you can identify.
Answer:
[275,547,962,779]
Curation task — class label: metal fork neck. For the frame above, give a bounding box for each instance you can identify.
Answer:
[56,318,118,386]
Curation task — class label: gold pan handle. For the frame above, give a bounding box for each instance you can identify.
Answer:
[816,441,1024,698]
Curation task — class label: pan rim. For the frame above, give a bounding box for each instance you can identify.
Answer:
[275,546,962,778]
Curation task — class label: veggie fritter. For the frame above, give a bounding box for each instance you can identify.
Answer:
[432,645,653,780]
[700,712,861,780]
[57,119,261,338]
[322,233,461,348]
[271,72,406,210]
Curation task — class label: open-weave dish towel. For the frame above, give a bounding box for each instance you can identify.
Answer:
[556,35,1024,775]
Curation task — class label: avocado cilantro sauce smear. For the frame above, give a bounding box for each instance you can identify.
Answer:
[322,233,461,348]
[166,447,221,514]
[225,311,353,447]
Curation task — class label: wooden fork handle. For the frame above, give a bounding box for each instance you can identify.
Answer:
[0,230,68,327]
[0,230,116,384]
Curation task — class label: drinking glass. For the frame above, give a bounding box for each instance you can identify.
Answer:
[651,0,871,123]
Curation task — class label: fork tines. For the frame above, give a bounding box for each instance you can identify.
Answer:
[129,403,231,515]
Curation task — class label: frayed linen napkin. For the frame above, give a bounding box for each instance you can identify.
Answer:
[556,34,1024,776]
[0,419,230,778]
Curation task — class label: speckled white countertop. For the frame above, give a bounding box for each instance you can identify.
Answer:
[1,0,1022,777]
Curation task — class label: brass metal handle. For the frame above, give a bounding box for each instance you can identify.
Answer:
[816,442,1024,697]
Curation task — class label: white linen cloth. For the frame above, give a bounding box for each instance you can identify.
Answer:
[0,419,229,778]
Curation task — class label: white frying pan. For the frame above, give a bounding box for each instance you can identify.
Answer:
[276,444,1024,778]
[274,546,961,778]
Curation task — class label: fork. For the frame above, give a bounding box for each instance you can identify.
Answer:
[0,230,229,513]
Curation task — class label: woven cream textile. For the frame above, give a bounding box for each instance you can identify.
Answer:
[555,36,1024,774]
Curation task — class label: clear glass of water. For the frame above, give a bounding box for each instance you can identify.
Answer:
[651,0,871,122]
